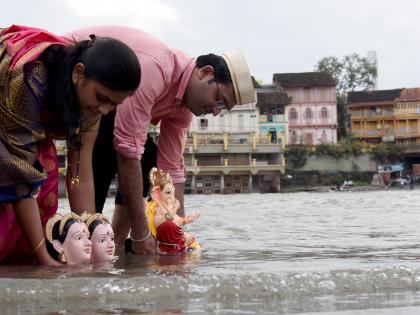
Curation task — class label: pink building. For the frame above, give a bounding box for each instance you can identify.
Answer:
[273,72,338,145]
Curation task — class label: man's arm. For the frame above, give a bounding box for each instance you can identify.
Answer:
[157,110,193,218]
[66,130,98,214]
[117,152,155,254]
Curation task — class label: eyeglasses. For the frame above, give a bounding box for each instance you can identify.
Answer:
[215,82,228,117]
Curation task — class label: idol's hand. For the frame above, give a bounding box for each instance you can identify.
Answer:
[185,212,201,224]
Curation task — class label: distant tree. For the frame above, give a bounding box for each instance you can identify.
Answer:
[315,53,378,139]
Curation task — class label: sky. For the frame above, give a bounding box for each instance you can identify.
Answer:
[3,0,420,89]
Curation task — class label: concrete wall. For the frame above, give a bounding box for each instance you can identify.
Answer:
[297,154,377,172]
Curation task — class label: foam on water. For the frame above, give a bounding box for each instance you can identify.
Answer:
[2,266,420,303]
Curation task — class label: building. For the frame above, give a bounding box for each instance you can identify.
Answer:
[256,84,290,144]
[185,88,286,193]
[394,88,420,144]
[348,88,420,144]
[273,72,338,145]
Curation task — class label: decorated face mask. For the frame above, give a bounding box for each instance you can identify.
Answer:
[53,221,92,265]
[90,223,115,263]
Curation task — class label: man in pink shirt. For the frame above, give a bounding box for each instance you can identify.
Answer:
[66,26,255,254]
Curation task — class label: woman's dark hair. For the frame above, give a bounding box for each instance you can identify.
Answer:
[196,54,232,84]
[39,36,141,148]
[87,219,105,237]
[46,218,78,261]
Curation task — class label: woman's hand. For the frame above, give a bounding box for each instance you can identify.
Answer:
[13,198,60,266]
[35,248,61,266]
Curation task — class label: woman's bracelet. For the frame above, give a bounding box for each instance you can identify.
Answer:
[32,237,45,254]
[130,230,151,242]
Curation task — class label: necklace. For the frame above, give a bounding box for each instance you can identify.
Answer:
[69,116,82,189]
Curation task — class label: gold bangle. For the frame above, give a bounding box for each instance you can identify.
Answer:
[32,237,45,254]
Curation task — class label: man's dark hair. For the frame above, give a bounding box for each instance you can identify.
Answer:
[196,54,232,84]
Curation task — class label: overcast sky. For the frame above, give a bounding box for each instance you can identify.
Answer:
[3,0,420,89]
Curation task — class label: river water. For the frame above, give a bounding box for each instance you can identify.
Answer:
[2,190,420,314]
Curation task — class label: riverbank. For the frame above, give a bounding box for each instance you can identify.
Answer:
[280,184,417,193]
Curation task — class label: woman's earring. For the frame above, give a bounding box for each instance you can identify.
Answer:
[73,74,79,87]
[59,251,67,264]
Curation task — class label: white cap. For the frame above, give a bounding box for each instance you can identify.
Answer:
[221,49,255,105]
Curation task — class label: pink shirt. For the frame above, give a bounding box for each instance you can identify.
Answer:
[66,26,195,183]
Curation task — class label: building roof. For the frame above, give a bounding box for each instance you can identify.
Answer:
[273,72,336,87]
[398,88,420,102]
[347,89,402,103]
[256,85,290,106]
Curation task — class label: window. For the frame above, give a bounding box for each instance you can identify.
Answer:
[321,130,328,144]
[320,88,327,101]
[320,107,328,118]
[304,87,311,101]
[305,133,313,145]
[291,131,298,144]
[289,108,298,119]
[238,114,244,130]
[199,119,208,130]
[275,105,284,114]
[305,108,313,119]
[219,114,226,132]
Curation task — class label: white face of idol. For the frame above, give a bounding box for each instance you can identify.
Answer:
[160,183,176,205]
[90,223,115,263]
[60,222,92,265]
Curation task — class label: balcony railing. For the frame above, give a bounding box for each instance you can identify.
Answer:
[350,110,420,119]
[351,111,363,117]
[185,163,285,175]
[352,127,420,137]
[366,129,380,135]
[185,132,285,154]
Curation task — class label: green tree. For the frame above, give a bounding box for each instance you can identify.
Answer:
[315,53,378,139]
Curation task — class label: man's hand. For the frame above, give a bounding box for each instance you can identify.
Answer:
[131,235,156,254]
[117,153,154,254]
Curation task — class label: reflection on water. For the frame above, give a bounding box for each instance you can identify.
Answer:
[3,190,420,314]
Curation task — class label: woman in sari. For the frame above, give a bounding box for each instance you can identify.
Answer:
[0,25,141,265]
